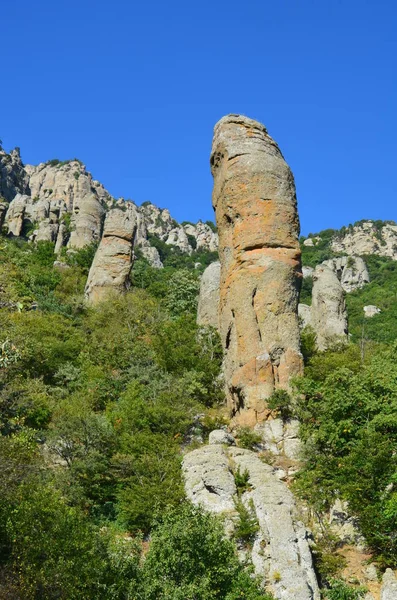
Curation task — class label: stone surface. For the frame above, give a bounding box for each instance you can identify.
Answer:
[255,418,302,459]
[183,221,219,252]
[85,204,138,304]
[303,236,321,247]
[381,569,397,600]
[208,429,236,446]
[211,114,303,422]
[0,147,30,202]
[302,266,314,278]
[298,303,312,329]
[364,305,381,318]
[331,221,397,260]
[182,444,320,599]
[323,255,369,293]
[197,261,221,329]
[311,265,348,351]
[68,193,105,249]
[328,499,363,545]
[26,159,111,213]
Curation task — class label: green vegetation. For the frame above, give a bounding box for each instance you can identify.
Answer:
[300,228,338,268]
[0,234,237,598]
[346,255,397,344]
[293,342,397,567]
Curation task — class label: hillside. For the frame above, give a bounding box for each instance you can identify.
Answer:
[1,121,397,600]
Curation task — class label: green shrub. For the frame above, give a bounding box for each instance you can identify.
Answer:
[141,502,273,600]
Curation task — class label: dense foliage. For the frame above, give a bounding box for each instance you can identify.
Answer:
[293,342,397,567]
[0,235,274,599]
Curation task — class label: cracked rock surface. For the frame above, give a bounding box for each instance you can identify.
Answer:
[210,114,303,423]
[183,443,320,600]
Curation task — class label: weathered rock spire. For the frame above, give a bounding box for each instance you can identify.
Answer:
[210,114,303,423]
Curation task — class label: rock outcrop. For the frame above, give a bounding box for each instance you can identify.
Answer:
[197,261,221,329]
[381,569,397,600]
[210,114,303,423]
[323,255,369,293]
[0,147,30,202]
[298,303,312,330]
[68,193,105,249]
[26,159,111,212]
[1,146,219,264]
[364,305,381,318]
[183,443,320,599]
[85,204,138,304]
[311,265,348,350]
[331,221,397,260]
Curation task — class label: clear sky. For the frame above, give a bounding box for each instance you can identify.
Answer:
[2,0,396,235]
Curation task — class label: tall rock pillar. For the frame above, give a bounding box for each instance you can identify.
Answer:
[85,203,138,305]
[210,114,303,423]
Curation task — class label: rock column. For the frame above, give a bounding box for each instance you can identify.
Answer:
[210,114,302,423]
[85,204,138,304]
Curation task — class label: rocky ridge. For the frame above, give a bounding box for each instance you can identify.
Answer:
[0,146,218,270]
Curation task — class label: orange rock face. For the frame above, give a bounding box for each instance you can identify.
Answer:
[210,114,303,422]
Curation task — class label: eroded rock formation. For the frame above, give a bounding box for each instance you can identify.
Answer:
[0,147,30,202]
[323,255,369,293]
[311,265,348,350]
[210,114,303,422]
[197,261,221,329]
[183,443,320,599]
[331,221,397,260]
[85,204,138,304]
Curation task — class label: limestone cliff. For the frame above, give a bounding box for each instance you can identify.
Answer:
[0,151,218,265]
[210,114,303,423]
[331,221,397,260]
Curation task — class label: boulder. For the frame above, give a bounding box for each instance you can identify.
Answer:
[210,114,303,422]
[85,204,138,304]
[208,429,235,446]
[311,265,348,350]
[364,305,381,318]
[197,261,221,329]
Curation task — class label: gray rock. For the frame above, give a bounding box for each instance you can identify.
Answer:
[85,204,138,304]
[255,418,302,459]
[364,305,381,318]
[0,147,30,202]
[381,569,397,600]
[332,221,397,261]
[197,261,220,329]
[298,303,312,329]
[311,265,348,351]
[208,429,235,446]
[182,445,237,513]
[68,193,105,249]
[183,444,320,599]
[302,266,314,278]
[364,564,378,582]
[323,256,370,293]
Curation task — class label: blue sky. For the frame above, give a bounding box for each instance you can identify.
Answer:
[2,0,396,235]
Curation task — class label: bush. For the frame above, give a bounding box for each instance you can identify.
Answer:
[141,502,273,600]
